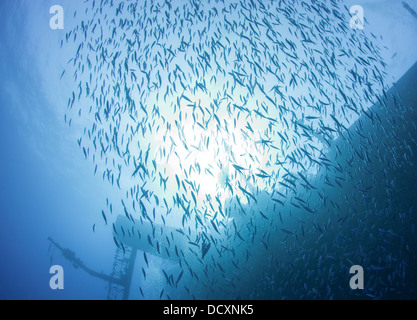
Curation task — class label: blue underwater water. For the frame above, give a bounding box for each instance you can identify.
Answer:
[0,0,417,300]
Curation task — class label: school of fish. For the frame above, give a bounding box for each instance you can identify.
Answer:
[62,0,417,299]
